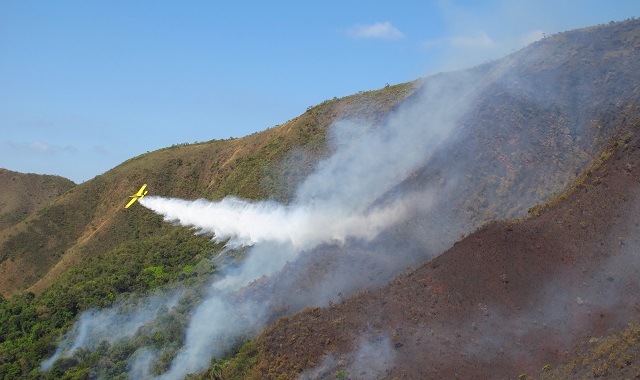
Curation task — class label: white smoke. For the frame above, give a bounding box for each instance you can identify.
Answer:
[40,290,183,371]
[298,333,396,380]
[42,71,485,378]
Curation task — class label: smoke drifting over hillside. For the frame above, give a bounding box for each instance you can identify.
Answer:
[42,20,640,378]
[145,73,480,379]
[41,291,184,371]
[42,71,484,378]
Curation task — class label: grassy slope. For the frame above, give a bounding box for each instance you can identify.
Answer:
[0,169,75,232]
[542,321,640,378]
[0,82,417,297]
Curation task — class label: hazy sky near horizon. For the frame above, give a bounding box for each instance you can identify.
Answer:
[1,1,638,183]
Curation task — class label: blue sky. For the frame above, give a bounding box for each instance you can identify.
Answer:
[1,1,638,183]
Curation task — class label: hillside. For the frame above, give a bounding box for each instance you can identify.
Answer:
[206,19,640,379]
[0,82,418,297]
[2,18,640,380]
[0,83,419,379]
[245,112,640,379]
[0,169,75,231]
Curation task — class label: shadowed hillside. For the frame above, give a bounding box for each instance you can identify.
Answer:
[0,169,75,231]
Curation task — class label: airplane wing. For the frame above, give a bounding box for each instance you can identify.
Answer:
[125,197,139,208]
[125,184,148,208]
[136,184,148,197]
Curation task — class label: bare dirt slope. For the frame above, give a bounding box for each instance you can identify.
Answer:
[247,113,640,378]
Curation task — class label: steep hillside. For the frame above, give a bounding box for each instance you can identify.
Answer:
[0,82,418,296]
[117,18,640,379]
[241,99,640,380]
[0,84,418,379]
[0,169,75,231]
[229,13,640,329]
[3,18,640,380]
[197,19,640,379]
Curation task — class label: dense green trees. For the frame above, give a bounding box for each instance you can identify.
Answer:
[0,226,221,379]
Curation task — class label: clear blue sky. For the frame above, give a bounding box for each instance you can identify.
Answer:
[1,1,638,183]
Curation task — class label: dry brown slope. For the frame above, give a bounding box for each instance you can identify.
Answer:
[246,111,640,378]
[0,169,75,231]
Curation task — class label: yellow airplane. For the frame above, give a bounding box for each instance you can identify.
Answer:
[125,184,148,208]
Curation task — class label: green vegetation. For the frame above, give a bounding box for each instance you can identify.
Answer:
[541,321,640,379]
[0,225,221,379]
[335,369,348,379]
[219,341,261,379]
[176,336,264,379]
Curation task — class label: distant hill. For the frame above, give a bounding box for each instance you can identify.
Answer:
[0,169,75,231]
